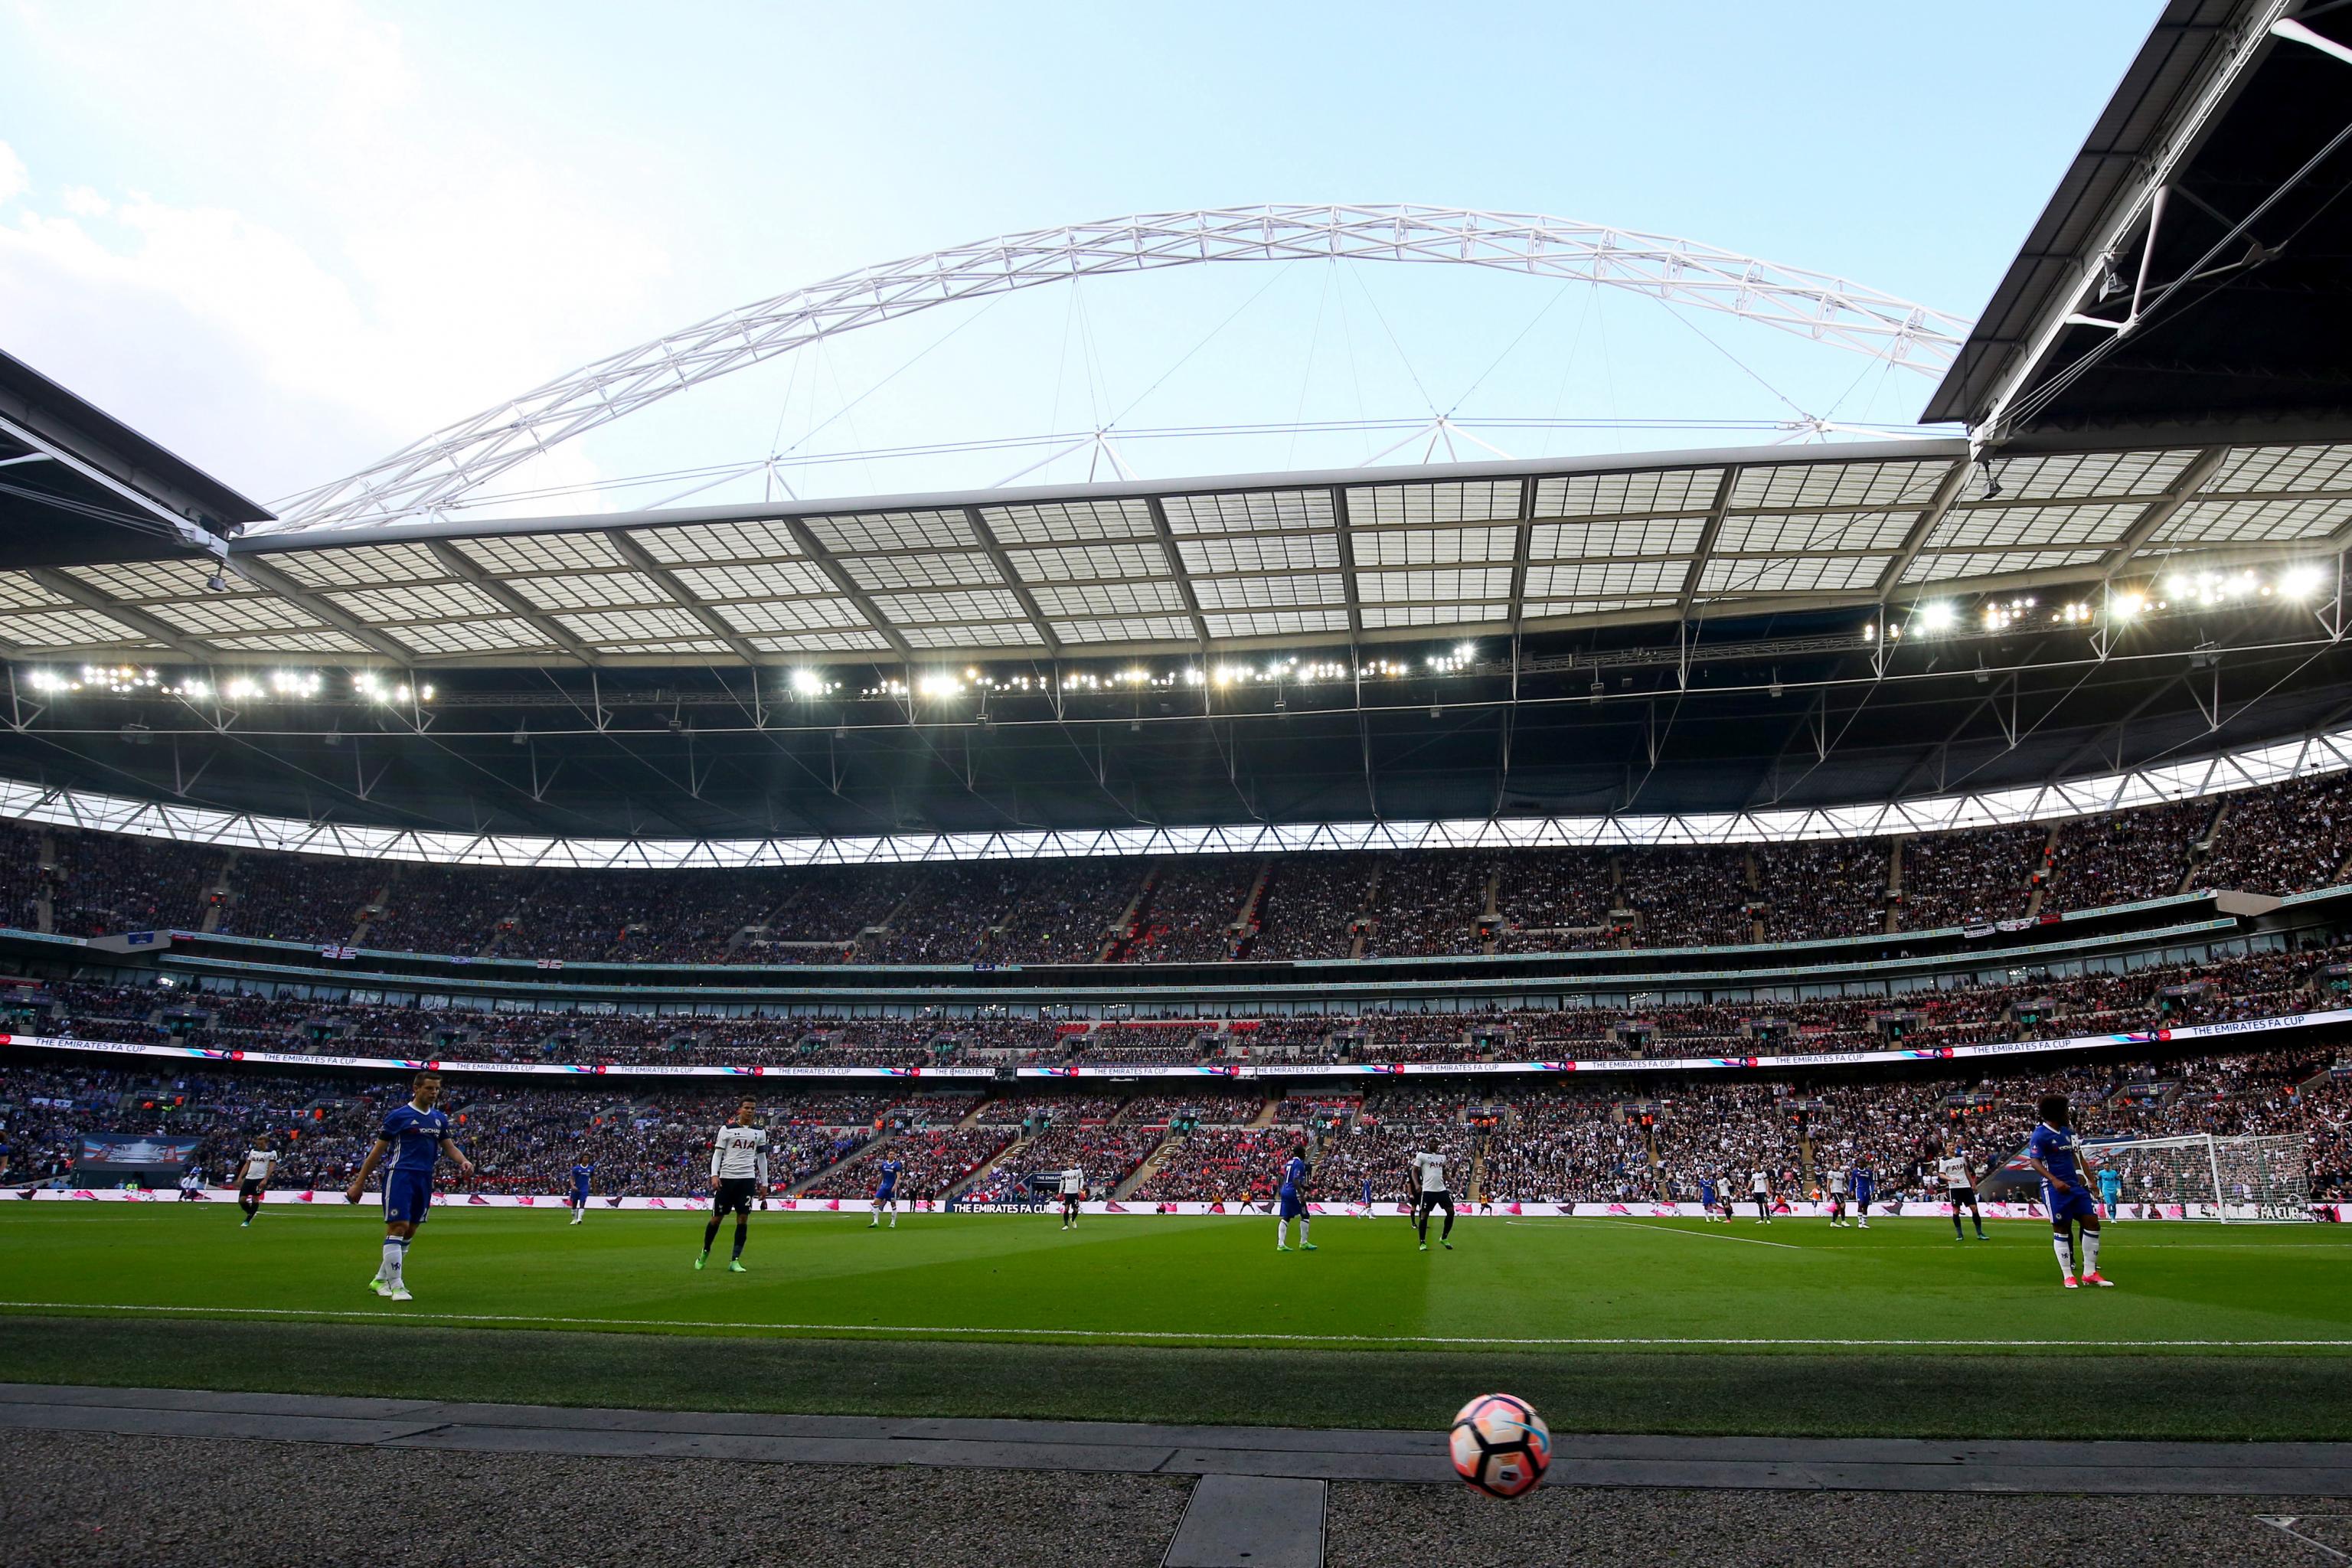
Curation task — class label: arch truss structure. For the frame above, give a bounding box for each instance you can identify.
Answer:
[269,205,1975,534]
[2,720,2345,873]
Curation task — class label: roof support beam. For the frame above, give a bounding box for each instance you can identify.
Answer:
[962,507,1067,656]
[1872,458,1971,599]
[227,556,420,666]
[1674,468,1740,621]
[1330,485,1364,645]
[603,529,764,665]
[425,541,603,667]
[776,518,916,662]
[1141,498,1210,651]
[1506,476,1536,638]
[23,568,217,661]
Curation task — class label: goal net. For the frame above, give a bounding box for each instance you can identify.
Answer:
[2094,1133,2314,1222]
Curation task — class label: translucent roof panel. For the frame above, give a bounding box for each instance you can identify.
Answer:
[1030,581,1191,616]
[1927,501,2145,550]
[980,498,1156,544]
[1712,510,1918,554]
[900,622,1046,648]
[1530,518,1705,560]
[323,583,514,624]
[844,551,1004,592]
[1729,459,1955,510]
[1004,542,1174,583]
[508,572,675,612]
[266,541,452,589]
[394,619,555,655]
[552,606,726,642]
[456,533,626,576]
[1902,548,2106,583]
[806,509,975,554]
[1533,468,1722,518]
[1984,449,2196,501]
[1178,534,1340,574]
[1190,573,1348,609]
[631,518,810,564]
[1695,555,1890,593]
[2153,498,2347,545]
[1052,616,1198,643]
[668,560,839,600]
[1524,561,1685,597]
[0,608,166,647]
[1362,603,1511,629]
[710,597,872,634]
[1359,567,1515,603]
[0,573,78,612]
[1161,489,1333,534]
[1345,479,1521,525]
[748,629,897,653]
[2206,444,2352,495]
[1350,525,1518,567]
[1202,609,1351,638]
[871,589,1029,625]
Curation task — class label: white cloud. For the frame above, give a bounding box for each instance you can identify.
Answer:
[0,2,668,514]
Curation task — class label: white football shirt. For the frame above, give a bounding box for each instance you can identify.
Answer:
[1938,1155,1973,1189]
[1411,1152,1448,1193]
[1059,1168,1084,1195]
[710,1123,769,1182]
[1750,1170,1769,1194]
[239,1149,277,1183]
[1827,1170,1847,1194]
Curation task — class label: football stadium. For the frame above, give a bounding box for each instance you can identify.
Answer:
[8,3,2352,1563]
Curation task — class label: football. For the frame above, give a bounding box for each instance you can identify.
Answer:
[1448,1393,1552,1498]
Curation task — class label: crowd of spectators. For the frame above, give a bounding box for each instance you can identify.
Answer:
[2049,799,2213,909]
[2194,774,2352,897]
[1898,825,2042,929]
[1247,854,1377,960]
[20,933,2330,1078]
[1121,859,1251,964]
[9,770,2352,970]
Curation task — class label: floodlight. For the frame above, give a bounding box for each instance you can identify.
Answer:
[788,668,825,697]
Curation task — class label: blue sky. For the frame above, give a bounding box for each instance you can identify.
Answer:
[0,1,2164,517]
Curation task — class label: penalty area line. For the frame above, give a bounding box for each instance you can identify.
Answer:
[2,1301,2350,1350]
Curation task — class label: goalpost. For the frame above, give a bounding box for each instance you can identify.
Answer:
[2095,1134,2314,1223]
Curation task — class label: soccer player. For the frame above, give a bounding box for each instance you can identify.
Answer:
[1936,1141,1986,1240]
[1410,1145,1452,1251]
[1057,1165,1084,1229]
[344,1071,475,1302]
[1825,1164,1849,1227]
[1748,1167,1772,1223]
[2096,1162,2123,1220]
[1275,1144,1315,1252]
[567,1159,593,1226]
[178,1165,203,1202]
[697,1096,767,1272]
[2027,1093,2112,1289]
[1697,1171,1719,1223]
[234,1135,277,1228]
[869,1155,903,1229]
[1851,1161,1873,1230]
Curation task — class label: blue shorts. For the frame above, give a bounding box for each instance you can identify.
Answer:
[874,1185,897,1204]
[570,1188,590,1205]
[384,1169,434,1225]
[2045,1183,2099,1223]
[1278,1191,1303,1220]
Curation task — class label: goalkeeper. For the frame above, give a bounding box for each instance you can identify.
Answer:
[2025,1093,2112,1290]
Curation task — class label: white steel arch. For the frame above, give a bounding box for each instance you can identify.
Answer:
[270,204,1972,534]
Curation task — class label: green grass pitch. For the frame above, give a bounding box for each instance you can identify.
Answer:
[5,1204,2352,1439]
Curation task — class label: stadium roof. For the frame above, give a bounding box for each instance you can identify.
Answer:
[0,432,2338,668]
[1928,0,2352,439]
[0,348,271,573]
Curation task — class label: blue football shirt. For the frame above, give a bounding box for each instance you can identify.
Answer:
[1280,1155,1305,1197]
[2026,1122,2083,1187]
[570,1162,593,1192]
[876,1158,901,1187]
[379,1104,451,1176]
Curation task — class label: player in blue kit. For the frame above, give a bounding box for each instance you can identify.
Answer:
[1275,1145,1315,1252]
[1697,1173,1720,1222]
[2027,1093,2112,1289]
[344,1071,474,1302]
[567,1160,593,1226]
[1851,1163,1874,1230]
[2097,1164,2123,1220]
[868,1156,902,1229]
